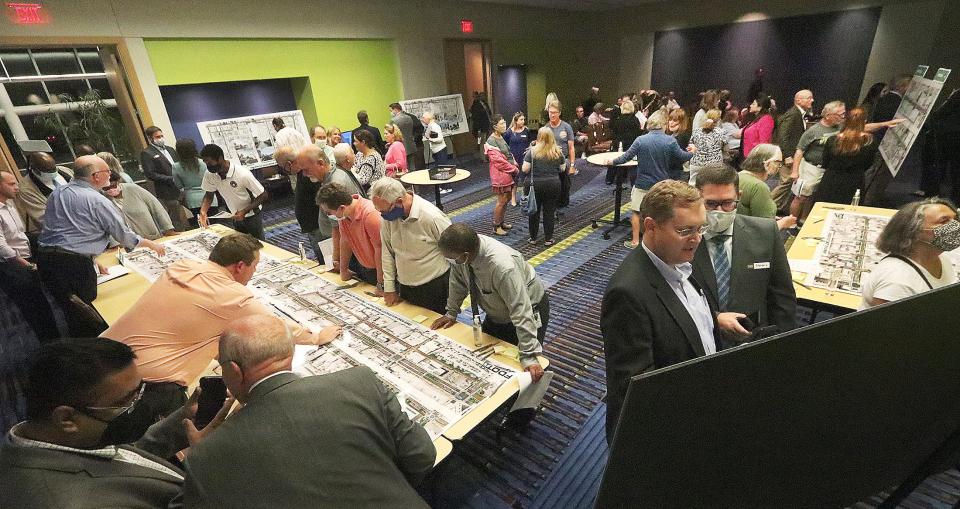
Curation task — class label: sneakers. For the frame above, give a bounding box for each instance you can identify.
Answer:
[501,223,513,230]
[544,239,555,246]
[528,238,538,245]
[494,226,509,236]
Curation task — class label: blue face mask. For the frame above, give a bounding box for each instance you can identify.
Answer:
[380,205,405,221]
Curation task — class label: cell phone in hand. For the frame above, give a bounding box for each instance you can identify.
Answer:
[195,376,228,430]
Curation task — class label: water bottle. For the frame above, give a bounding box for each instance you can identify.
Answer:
[851,189,860,207]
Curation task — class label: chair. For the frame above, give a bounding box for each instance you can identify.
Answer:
[585,121,613,154]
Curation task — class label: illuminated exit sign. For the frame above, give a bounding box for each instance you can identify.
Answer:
[6,3,47,24]
[460,19,473,34]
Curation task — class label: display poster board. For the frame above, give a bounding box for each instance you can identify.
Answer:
[197,110,310,171]
[400,94,468,136]
[597,283,960,508]
[879,66,952,177]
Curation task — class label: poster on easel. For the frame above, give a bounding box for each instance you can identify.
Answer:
[197,110,310,171]
[879,66,952,177]
[399,94,468,136]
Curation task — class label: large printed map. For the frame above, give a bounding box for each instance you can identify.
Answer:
[805,211,890,295]
[120,230,515,440]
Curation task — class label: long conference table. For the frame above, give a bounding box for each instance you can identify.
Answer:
[93,224,549,465]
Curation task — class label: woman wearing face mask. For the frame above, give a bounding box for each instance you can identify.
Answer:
[383,123,408,177]
[103,171,176,240]
[172,138,216,227]
[485,114,518,236]
[97,152,133,183]
[860,198,960,309]
[735,144,797,231]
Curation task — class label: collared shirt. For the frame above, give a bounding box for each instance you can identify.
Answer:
[0,199,30,260]
[317,167,363,238]
[703,219,735,264]
[641,241,716,355]
[381,194,451,292]
[102,259,314,387]
[200,162,265,217]
[248,370,298,394]
[7,423,183,481]
[446,236,545,367]
[38,179,141,256]
[337,196,382,270]
[156,145,175,166]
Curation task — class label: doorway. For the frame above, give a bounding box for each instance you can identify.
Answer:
[443,39,493,159]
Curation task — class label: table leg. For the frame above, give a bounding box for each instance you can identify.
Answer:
[433,185,444,211]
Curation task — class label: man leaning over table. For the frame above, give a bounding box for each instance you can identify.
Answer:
[101,233,340,445]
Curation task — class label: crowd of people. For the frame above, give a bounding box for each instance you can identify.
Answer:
[1,76,959,507]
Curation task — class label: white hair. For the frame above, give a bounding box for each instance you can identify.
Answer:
[369,177,406,203]
[332,143,353,167]
[219,315,293,367]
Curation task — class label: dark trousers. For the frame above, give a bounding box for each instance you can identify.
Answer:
[0,260,60,342]
[348,255,378,286]
[528,180,561,241]
[233,212,264,240]
[398,270,450,315]
[102,381,187,445]
[431,149,451,167]
[481,292,550,346]
[306,229,326,263]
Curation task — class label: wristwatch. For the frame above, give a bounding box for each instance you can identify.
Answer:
[376,282,384,291]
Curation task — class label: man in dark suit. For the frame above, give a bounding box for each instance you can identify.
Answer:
[601,180,722,444]
[351,110,386,155]
[182,314,436,508]
[692,165,797,344]
[770,89,814,213]
[0,337,228,509]
[140,126,184,231]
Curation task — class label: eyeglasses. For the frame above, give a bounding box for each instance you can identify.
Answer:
[704,199,740,212]
[85,381,145,417]
[675,224,708,237]
[766,159,785,169]
[92,170,111,177]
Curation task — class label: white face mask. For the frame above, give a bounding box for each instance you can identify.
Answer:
[153,137,165,148]
[105,186,122,197]
[707,209,736,233]
[35,170,56,185]
[315,139,327,148]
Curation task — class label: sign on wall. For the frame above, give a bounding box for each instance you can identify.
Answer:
[879,65,952,177]
[399,94,468,136]
[196,110,309,170]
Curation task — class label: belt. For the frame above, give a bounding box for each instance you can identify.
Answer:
[37,245,93,259]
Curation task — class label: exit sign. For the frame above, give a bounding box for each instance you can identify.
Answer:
[460,19,473,34]
[6,3,47,24]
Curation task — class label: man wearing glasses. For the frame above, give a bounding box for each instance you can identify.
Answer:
[36,155,165,336]
[0,338,230,509]
[601,179,720,444]
[692,165,797,346]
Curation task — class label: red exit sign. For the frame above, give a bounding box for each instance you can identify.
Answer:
[6,3,48,24]
[460,19,473,34]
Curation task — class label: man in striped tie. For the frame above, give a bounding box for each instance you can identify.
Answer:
[692,165,798,346]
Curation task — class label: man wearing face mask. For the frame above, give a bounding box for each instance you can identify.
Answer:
[37,155,165,335]
[431,223,548,383]
[316,183,383,290]
[14,152,73,235]
[692,165,796,344]
[139,126,185,232]
[861,198,960,309]
[291,144,363,262]
[0,337,231,509]
[370,177,451,314]
[198,144,268,240]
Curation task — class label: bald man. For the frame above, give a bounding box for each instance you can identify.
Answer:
[277,145,323,260]
[37,155,164,334]
[771,89,815,212]
[182,314,435,508]
[14,152,74,234]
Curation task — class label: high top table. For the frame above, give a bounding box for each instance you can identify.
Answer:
[400,169,471,211]
[587,151,637,239]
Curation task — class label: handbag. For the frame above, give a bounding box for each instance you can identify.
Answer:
[525,183,538,216]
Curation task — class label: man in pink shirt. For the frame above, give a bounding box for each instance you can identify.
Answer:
[100,233,339,443]
[317,183,384,294]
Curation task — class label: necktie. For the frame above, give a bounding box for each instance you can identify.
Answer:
[710,235,731,310]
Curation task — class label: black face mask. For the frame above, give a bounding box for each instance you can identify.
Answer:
[89,410,143,447]
[206,163,220,173]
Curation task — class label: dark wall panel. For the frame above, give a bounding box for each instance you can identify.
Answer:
[651,8,881,110]
[495,65,528,120]
[159,78,298,148]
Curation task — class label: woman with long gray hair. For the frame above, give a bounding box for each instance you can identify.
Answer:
[860,197,960,309]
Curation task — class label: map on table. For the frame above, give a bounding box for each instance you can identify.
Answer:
[805,211,891,295]
[120,230,516,440]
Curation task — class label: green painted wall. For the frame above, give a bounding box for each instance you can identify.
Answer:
[144,38,402,133]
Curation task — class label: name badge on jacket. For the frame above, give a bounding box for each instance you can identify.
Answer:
[749,262,771,269]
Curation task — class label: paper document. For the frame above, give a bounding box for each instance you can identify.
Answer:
[318,238,334,270]
[206,210,235,220]
[788,259,821,275]
[292,344,316,372]
[510,371,554,412]
[97,265,130,285]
